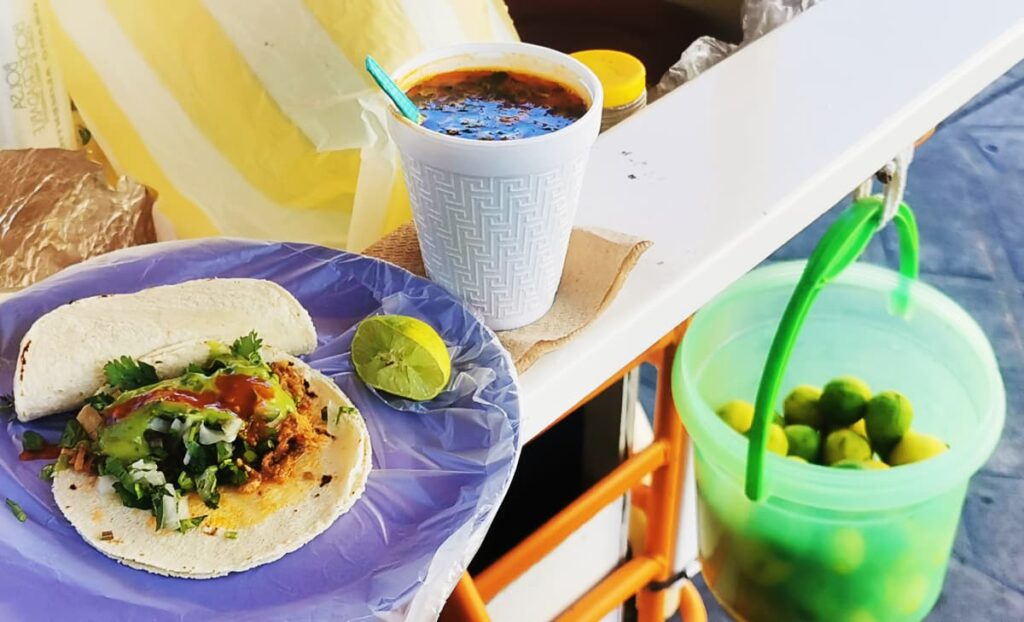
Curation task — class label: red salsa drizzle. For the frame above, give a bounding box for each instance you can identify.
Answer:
[19,442,61,461]
[406,69,588,141]
[105,374,275,421]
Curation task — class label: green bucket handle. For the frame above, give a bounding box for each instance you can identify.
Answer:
[744,196,920,501]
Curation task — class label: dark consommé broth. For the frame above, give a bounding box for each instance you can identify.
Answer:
[406,69,588,141]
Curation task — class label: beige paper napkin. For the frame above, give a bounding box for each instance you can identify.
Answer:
[364,223,652,373]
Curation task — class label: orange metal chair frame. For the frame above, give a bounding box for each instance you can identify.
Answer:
[441,322,707,622]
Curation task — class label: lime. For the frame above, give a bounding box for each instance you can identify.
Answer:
[352,315,452,400]
[846,609,878,622]
[885,573,931,615]
[849,418,868,440]
[784,424,821,462]
[783,385,824,428]
[716,400,754,434]
[736,540,793,586]
[888,431,948,466]
[832,458,890,470]
[766,423,789,456]
[823,428,872,465]
[825,527,866,575]
[865,391,913,450]
[820,376,872,426]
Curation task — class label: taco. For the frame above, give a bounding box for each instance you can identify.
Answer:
[14,278,318,422]
[47,332,372,578]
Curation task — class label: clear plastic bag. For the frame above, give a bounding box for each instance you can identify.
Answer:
[742,0,818,41]
[654,0,820,99]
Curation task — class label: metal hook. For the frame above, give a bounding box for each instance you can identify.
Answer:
[853,145,914,230]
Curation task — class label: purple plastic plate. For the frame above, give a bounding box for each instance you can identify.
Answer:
[0,240,520,622]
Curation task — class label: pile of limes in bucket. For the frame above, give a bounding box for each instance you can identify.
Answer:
[699,376,959,621]
[715,376,948,467]
[695,475,960,622]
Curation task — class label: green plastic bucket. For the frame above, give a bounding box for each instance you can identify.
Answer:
[672,259,1005,621]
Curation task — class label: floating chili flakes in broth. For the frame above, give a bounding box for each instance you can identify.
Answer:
[406,69,588,141]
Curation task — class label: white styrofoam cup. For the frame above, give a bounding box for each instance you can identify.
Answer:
[387,42,603,330]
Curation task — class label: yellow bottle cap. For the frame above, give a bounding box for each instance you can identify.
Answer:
[570,49,647,108]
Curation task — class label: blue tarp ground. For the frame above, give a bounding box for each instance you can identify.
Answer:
[652,60,1024,620]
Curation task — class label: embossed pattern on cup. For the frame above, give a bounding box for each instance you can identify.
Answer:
[405,155,587,328]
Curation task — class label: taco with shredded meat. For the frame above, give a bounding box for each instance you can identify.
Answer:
[44,331,371,578]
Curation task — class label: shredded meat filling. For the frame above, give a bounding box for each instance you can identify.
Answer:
[257,362,326,482]
[272,361,311,412]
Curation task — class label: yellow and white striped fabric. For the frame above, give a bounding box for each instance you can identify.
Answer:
[41,0,518,250]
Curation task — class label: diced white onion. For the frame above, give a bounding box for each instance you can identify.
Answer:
[130,459,157,471]
[161,493,180,531]
[130,470,166,487]
[177,497,190,521]
[170,419,186,436]
[223,417,243,439]
[198,416,243,445]
[198,424,222,445]
[147,417,172,434]
[97,475,116,496]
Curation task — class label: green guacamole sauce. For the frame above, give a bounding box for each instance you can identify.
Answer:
[97,356,296,462]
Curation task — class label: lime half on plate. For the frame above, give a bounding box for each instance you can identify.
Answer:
[352,315,452,400]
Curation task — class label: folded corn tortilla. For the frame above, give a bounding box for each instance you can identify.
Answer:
[14,278,317,422]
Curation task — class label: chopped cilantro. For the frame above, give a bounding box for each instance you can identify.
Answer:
[178,515,207,534]
[203,359,227,375]
[230,331,264,365]
[148,440,169,461]
[5,498,27,522]
[101,458,151,509]
[99,456,126,478]
[185,362,205,374]
[219,461,248,486]
[215,441,233,464]
[196,465,220,509]
[104,356,159,391]
[183,435,208,474]
[225,530,238,539]
[39,463,55,481]
[152,489,172,530]
[85,392,115,412]
[177,471,195,491]
[335,405,358,424]
[114,482,149,509]
[59,419,87,449]
[21,431,45,451]
[0,394,13,415]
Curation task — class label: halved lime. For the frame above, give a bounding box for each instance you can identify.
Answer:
[352,315,452,400]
